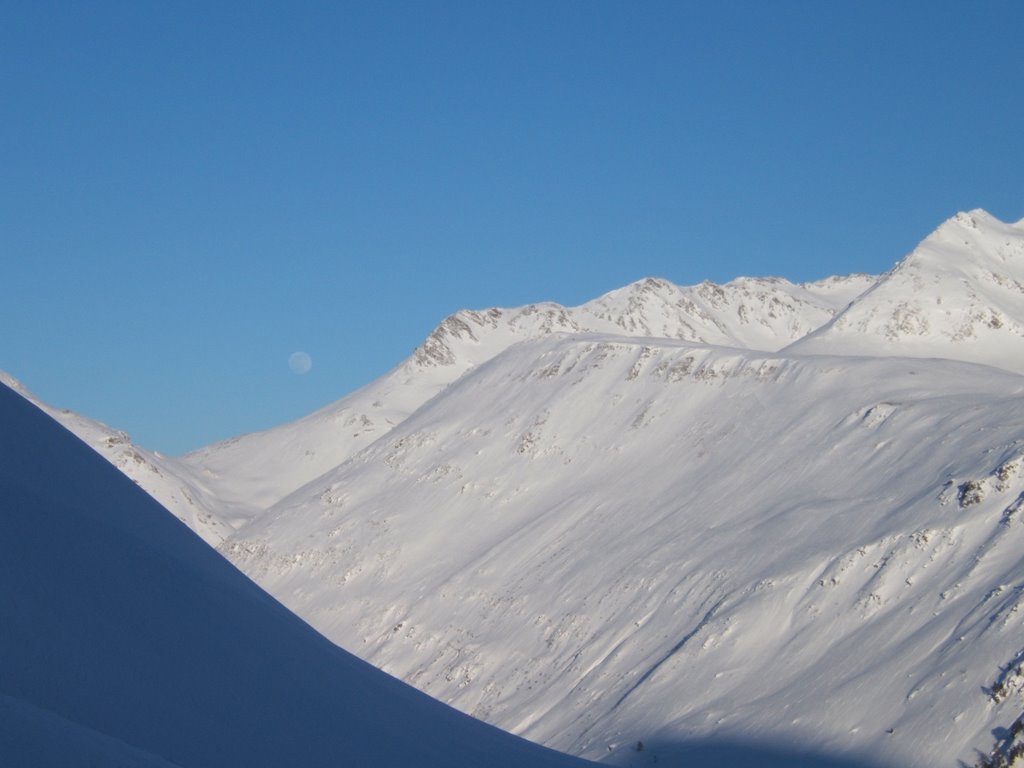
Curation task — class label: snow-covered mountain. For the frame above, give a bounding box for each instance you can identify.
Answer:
[10,208,1024,768]
[220,335,1024,768]
[0,379,596,768]
[180,272,873,516]
[787,210,1024,371]
[203,209,1024,768]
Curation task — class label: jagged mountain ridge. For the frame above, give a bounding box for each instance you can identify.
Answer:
[416,273,874,369]
[183,208,1024,522]
[181,272,874,518]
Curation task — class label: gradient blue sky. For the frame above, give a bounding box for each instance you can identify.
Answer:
[3,1,1022,455]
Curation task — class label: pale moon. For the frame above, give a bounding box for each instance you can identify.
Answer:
[288,351,312,375]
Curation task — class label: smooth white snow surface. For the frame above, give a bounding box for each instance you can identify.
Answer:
[0,382,596,768]
[12,209,1024,768]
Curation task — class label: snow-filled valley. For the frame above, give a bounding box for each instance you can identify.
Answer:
[6,209,1024,767]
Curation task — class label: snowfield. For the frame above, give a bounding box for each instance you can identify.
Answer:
[219,340,1024,768]
[6,209,1024,768]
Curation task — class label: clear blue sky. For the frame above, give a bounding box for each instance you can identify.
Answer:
[2,1,1022,455]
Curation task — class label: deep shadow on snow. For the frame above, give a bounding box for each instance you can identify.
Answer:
[605,736,900,768]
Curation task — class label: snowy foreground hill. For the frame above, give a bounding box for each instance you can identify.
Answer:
[8,209,1024,768]
[0,373,234,545]
[0,380,598,767]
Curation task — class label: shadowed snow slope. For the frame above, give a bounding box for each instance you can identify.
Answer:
[0,382,595,768]
[0,372,233,546]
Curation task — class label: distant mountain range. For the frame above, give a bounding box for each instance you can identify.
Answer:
[6,209,1024,768]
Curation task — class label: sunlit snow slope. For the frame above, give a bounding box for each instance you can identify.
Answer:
[181,272,873,516]
[205,210,1024,768]
[787,210,1024,371]
[0,382,595,768]
[222,335,1024,768]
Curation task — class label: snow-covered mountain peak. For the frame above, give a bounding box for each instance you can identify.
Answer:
[786,209,1024,373]
[411,302,581,372]
[950,207,1002,230]
[898,208,1021,270]
[412,272,873,378]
